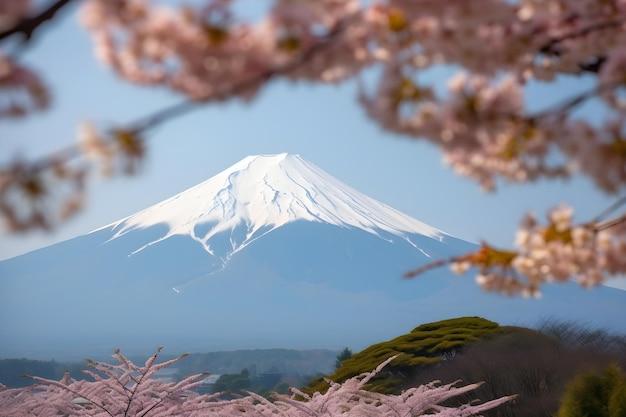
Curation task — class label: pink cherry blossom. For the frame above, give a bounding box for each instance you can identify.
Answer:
[0,348,514,417]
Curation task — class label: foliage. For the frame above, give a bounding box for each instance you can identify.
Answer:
[2,0,626,294]
[211,368,251,397]
[301,316,626,416]
[557,364,626,417]
[408,319,626,417]
[0,346,514,417]
[306,316,505,395]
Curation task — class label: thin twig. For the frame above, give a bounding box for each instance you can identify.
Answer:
[404,257,459,278]
[592,195,626,223]
[596,212,626,231]
[529,80,620,121]
[0,0,77,43]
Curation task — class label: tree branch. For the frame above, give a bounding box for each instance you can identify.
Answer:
[596,212,626,231]
[3,11,357,176]
[529,80,621,121]
[0,0,77,43]
[538,18,626,56]
[404,258,457,278]
[592,195,626,223]
[129,12,356,134]
[537,18,626,74]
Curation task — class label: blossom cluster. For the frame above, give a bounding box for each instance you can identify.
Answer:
[78,0,626,192]
[450,204,626,296]
[0,158,85,232]
[0,51,49,118]
[0,1,50,118]
[0,348,514,417]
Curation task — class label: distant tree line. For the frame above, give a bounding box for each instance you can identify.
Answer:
[0,359,85,388]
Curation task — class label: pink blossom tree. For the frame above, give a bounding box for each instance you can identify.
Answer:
[0,347,514,416]
[2,0,626,294]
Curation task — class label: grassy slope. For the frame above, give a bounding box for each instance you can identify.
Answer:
[305,316,511,394]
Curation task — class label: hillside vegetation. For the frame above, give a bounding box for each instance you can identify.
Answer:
[306,316,507,394]
[307,316,626,417]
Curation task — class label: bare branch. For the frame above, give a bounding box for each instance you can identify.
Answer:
[0,0,77,43]
[592,195,626,223]
[596,212,626,231]
[404,258,457,279]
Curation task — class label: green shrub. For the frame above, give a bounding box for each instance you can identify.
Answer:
[557,364,626,417]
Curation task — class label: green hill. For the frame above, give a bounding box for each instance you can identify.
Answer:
[306,316,507,394]
[306,316,626,417]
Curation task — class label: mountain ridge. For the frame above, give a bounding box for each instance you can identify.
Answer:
[1,153,625,360]
[98,153,448,263]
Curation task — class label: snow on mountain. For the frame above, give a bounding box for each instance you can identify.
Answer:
[103,153,445,261]
[1,153,625,360]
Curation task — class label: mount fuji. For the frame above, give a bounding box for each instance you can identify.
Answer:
[1,153,625,359]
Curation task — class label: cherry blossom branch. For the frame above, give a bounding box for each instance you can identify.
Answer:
[0,0,624,299]
[7,348,513,417]
[529,80,623,121]
[596,211,626,231]
[26,375,116,417]
[0,0,77,43]
[539,17,626,56]
[129,12,356,135]
[405,199,626,295]
[7,9,356,163]
[404,258,459,279]
[0,9,361,232]
[476,79,622,128]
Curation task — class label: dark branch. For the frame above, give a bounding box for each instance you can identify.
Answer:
[538,18,626,74]
[404,258,457,279]
[538,18,626,56]
[0,0,76,43]
[529,80,621,121]
[578,56,606,74]
[596,212,626,231]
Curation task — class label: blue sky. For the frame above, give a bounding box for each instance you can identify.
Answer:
[0,0,621,295]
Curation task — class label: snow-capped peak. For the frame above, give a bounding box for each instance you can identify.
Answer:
[102,153,445,258]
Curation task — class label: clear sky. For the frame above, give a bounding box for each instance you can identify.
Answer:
[1,2,623,289]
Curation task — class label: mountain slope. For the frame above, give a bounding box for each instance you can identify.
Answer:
[1,153,624,360]
[102,153,449,265]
